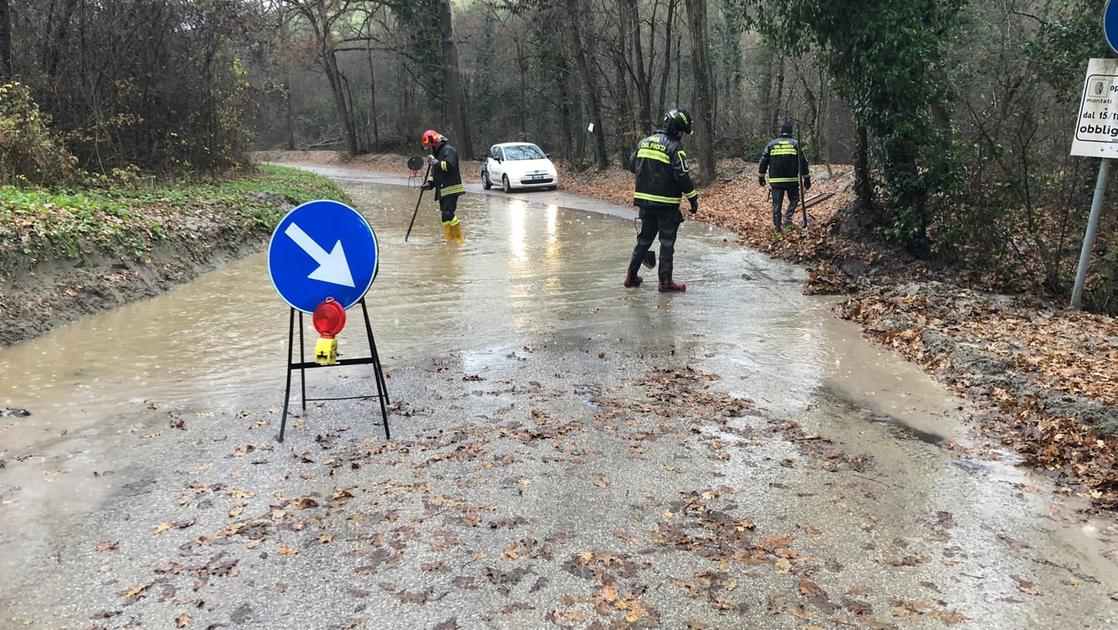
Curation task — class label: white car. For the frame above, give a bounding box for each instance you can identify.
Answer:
[481,142,559,192]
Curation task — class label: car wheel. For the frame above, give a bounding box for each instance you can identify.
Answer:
[502,175,512,193]
[482,170,492,190]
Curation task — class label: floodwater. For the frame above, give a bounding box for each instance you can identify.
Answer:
[0,176,966,453]
[2,170,1116,627]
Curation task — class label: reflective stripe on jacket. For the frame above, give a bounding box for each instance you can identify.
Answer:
[759,134,810,189]
[432,142,464,199]
[630,130,697,208]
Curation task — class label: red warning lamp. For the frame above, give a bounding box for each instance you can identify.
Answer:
[312,298,346,365]
[313,298,347,338]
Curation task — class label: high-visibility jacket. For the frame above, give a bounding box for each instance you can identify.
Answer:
[759,134,810,190]
[431,142,464,200]
[629,129,697,208]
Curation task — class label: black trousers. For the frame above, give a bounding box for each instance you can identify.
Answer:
[771,186,800,228]
[628,204,683,278]
[439,195,459,223]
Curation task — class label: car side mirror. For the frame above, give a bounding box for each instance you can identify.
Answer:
[495,156,502,163]
[545,153,551,158]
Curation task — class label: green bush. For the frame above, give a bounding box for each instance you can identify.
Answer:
[0,82,77,186]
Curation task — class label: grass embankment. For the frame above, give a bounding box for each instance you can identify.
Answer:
[0,165,349,345]
[0,165,347,275]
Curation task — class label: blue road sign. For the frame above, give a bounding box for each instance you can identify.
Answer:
[268,199,378,313]
[1107,0,1118,54]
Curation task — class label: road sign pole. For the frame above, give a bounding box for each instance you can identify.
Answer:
[1071,157,1111,309]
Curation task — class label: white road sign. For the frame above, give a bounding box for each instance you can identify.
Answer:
[1072,58,1118,158]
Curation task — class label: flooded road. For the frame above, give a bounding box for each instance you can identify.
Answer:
[2,170,1116,628]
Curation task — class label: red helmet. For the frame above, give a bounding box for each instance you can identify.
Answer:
[421,129,443,150]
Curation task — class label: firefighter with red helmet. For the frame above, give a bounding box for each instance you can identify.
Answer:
[421,129,465,243]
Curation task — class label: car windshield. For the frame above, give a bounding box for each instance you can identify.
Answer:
[503,145,545,160]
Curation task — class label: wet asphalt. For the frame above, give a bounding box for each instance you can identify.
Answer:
[1,169,1116,629]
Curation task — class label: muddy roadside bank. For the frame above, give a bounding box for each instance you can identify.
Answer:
[262,150,1118,510]
[0,165,349,347]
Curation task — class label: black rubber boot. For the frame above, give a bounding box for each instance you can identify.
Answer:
[624,268,644,288]
[658,272,686,293]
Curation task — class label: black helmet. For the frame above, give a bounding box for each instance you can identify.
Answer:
[780,120,794,135]
[663,108,693,136]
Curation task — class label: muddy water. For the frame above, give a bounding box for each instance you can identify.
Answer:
[2,173,1116,624]
[0,181,963,452]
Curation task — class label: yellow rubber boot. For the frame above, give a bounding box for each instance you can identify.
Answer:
[443,221,453,242]
[451,222,464,244]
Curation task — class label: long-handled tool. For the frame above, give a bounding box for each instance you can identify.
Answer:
[792,118,810,228]
[798,170,809,228]
[404,162,432,242]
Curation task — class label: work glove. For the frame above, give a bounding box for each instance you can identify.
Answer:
[422,177,434,191]
[688,196,699,214]
[757,175,766,188]
[803,178,812,191]
[427,154,439,166]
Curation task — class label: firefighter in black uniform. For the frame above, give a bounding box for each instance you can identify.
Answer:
[624,109,699,293]
[421,129,465,243]
[758,120,811,231]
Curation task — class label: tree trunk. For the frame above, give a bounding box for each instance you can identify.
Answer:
[614,2,632,166]
[756,42,773,136]
[674,32,682,108]
[0,0,11,81]
[565,0,608,168]
[366,39,379,149]
[657,0,676,118]
[770,54,784,133]
[323,51,358,155]
[516,39,528,137]
[854,124,874,213]
[314,2,357,156]
[684,0,716,183]
[438,0,471,156]
[43,0,78,80]
[626,0,652,133]
[284,81,296,150]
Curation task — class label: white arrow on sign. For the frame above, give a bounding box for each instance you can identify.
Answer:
[284,223,356,288]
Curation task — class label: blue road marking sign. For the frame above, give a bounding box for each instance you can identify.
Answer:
[268,199,378,313]
[1107,0,1118,54]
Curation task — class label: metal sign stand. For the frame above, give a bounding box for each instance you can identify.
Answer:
[1070,158,1111,309]
[278,297,390,442]
[1068,57,1118,308]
